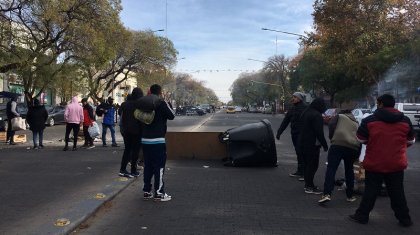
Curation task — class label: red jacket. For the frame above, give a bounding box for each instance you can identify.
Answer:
[357,107,415,173]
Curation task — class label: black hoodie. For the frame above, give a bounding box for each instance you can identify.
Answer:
[298,98,328,152]
[120,88,144,136]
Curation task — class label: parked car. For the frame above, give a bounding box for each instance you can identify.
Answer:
[394,103,420,132]
[226,106,236,114]
[0,102,28,121]
[248,106,258,113]
[234,106,242,113]
[185,106,205,116]
[46,105,66,126]
[322,108,340,124]
[351,108,372,124]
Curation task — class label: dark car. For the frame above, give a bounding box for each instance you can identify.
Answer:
[0,103,28,120]
[46,105,66,126]
[185,106,205,116]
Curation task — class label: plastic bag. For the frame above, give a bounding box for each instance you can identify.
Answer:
[88,121,101,138]
[11,117,26,131]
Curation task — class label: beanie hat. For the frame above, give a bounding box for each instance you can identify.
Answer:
[293,92,305,101]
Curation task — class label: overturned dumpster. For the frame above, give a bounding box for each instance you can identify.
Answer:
[219,119,277,167]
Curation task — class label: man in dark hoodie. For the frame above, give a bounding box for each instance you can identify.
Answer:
[81,98,96,149]
[26,98,48,149]
[141,84,175,202]
[118,88,144,178]
[299,98,329,194]
[276,92,307,179]
[349,94,415,227]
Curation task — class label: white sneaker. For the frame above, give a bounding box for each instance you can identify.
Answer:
[318,194,331,203]
[154,193,172,202]
[347,196,357,202]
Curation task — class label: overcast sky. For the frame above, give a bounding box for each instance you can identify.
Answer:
[120,0,315,103]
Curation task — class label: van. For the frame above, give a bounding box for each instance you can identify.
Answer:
[394,103,420,132]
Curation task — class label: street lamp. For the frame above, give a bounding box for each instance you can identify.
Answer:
[247,58,266,63]
[261,28,308,39]
[152,29,165,33]
[247,58,285,113]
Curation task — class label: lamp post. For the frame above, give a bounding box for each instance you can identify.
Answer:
[261,27,308,39]
[152,29,165,33]
[248,58,285,113]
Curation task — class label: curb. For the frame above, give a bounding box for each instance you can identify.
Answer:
[30,175,139,235]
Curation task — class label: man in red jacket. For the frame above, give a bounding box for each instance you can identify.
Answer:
[349,94,415,227]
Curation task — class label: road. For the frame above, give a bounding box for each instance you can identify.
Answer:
[1,111,419,234]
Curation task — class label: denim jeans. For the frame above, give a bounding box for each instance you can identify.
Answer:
[322,145,358,197]
[102,123,116,145]
[32,129,44,147]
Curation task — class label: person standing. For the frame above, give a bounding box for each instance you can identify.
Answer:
[141,84,175,202]
[63,96,83,151]
[26,98,48,149]
[349,94,415,227]
[81,98,95,149]
[299,98,328,194]
[119,88,143,178]
[276,92,307,179]
[318,110,361,204]
[6,96,20,145]
[97,97,118,147]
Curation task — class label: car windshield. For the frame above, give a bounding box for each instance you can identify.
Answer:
[402,104,420,112]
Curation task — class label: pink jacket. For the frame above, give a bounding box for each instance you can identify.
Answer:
[65,96,84,124]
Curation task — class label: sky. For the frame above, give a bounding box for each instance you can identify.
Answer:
[120,0,315,103]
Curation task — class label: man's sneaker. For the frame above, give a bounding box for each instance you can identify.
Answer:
[305,187,323,195]
[63,146,69,151]
[33,145,39,150]
[289,172,302,177]
[346,196,357,202]
[154,193,172,202]
[87,145,95,149]
[399,220,413,227]
[318,194,331,203]
[118,170,134,178]
[72,147,77,151]
[111,143,119,147]
[298,177,305,181]
[102,144,108,147]
[143,192,153,200]
[82,143,89,148]
[130,170,140,177]
[348,214,368,224]
[39,144,44,149]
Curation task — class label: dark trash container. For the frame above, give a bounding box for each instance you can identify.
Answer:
[219,119,277,167]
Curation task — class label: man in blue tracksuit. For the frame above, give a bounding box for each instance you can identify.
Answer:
[97,97,119,147]
[141,84,175,202]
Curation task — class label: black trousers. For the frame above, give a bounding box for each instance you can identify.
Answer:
[120,133,141,172]
[6,119,15,143]
[83,125,93,146]
[303,146,320,188]
[64,123,80,147]
[291,132,304,175]
[355,170,411,223]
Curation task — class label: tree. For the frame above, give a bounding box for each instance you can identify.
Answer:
[0,0,123,103]
[312,0,419,88]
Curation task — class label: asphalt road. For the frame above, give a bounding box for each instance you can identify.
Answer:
[1,111,419,234]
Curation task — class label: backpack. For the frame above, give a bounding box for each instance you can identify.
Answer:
[134,109,155,125]
[95,103,105,117]
[134,95,160,125]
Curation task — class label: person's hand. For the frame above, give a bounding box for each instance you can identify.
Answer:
[323,145,329,152]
